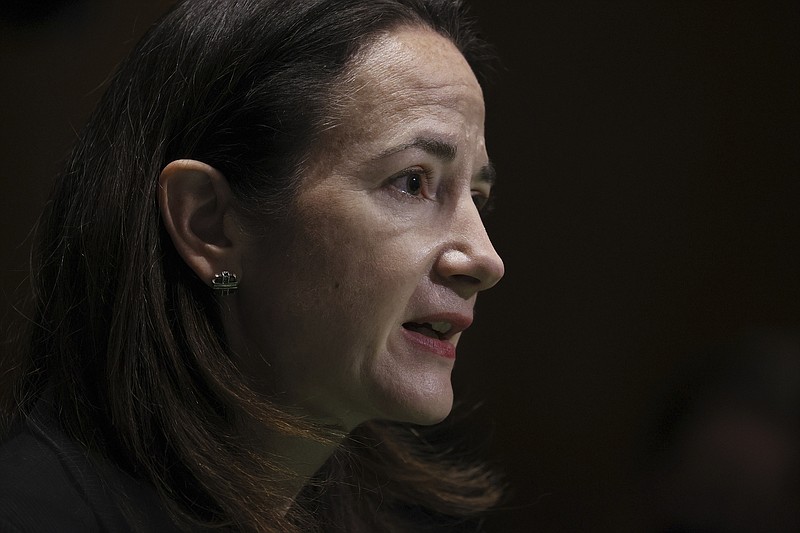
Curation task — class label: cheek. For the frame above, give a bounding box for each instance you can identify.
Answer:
[295,201,427,300]
[309,224,408,323]
[248,191,445,351]
[244,217,400,336]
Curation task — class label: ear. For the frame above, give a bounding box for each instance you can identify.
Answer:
[158,159,242,287]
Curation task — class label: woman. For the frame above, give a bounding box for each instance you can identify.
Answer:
[0,0,504,530]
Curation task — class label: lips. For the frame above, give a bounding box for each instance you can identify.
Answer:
[402,313,472,339]
[402,321,451,340]
[401,313,472,359]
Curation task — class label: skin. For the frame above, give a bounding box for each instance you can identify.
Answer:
[160,25,504,494]
[225,25,504,430]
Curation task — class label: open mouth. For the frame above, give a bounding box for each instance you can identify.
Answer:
[402,322,451,340]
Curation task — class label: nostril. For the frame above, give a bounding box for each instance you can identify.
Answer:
[450,273,481,285]
[435,248,502,295]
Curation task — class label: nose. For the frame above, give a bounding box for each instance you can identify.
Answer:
[435,198,505,298]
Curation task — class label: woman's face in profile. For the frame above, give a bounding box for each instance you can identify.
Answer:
[227,26,504,429]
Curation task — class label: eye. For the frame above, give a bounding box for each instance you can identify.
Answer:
[472,191,494,215]
[472,193,489,211]
[389,167,428,197]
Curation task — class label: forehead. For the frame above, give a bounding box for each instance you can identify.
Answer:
[320,26,486,155]
[353,25,481,90]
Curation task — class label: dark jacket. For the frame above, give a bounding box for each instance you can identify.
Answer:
[0,406,178,532]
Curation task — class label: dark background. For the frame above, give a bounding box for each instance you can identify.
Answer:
[1,1,799,531]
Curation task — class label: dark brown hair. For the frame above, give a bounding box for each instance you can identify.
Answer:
[2,0,501,530]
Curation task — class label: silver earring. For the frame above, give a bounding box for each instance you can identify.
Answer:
[211,271,239,295]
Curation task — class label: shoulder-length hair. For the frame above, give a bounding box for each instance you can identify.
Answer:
[4,0,501,530]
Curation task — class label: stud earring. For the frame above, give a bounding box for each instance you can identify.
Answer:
[211,271,239,295]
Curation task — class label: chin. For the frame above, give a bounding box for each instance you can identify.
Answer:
[376,387,454,427]
[412,409,452,426]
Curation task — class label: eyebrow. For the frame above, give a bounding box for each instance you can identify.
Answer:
[378,137,458,162]
[377,136,497,185]
[478,161,497,186]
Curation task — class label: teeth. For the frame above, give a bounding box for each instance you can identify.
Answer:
[403,321,453,339]
[429,322,451,335]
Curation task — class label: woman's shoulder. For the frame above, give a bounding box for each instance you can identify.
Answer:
[0,417,104,531]
[0,410,178,532]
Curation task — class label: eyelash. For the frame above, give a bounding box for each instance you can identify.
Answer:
[388,166,494,214]
[473,193,495,216]
[389,167,434,200]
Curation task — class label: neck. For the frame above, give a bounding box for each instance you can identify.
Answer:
[237,409,351,507]
[267,431,343,501]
